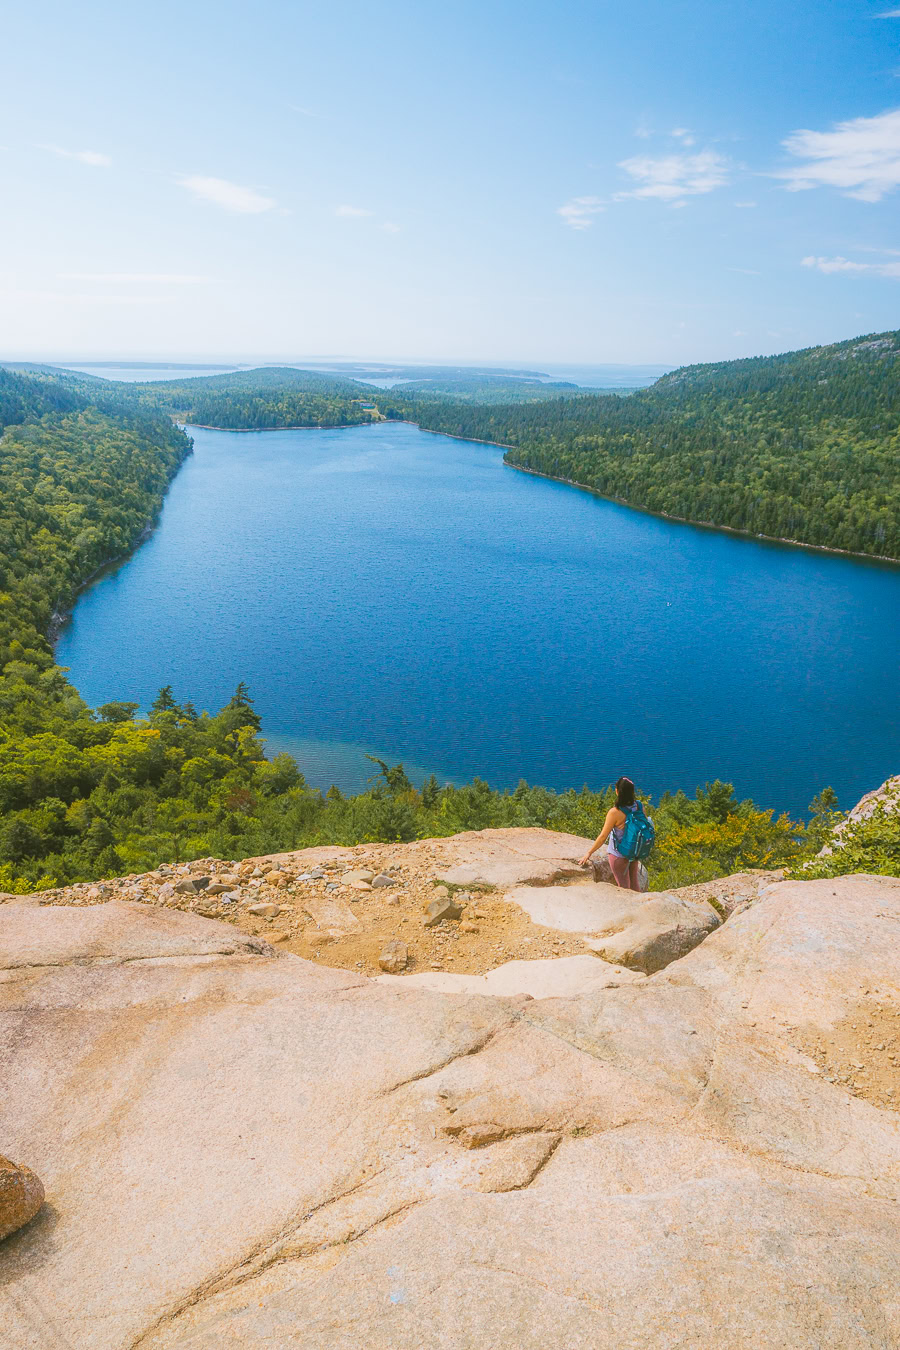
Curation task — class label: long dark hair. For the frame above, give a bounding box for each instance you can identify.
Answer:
[615,776,636,809]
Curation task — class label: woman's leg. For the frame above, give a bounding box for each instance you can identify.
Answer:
[627,860,642,891]
[608,852,631,888]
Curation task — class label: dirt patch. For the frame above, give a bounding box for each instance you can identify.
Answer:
[794,998,900,1112]
[15,842,592,978]
[242,870,589,976]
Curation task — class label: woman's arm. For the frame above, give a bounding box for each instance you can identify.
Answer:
[579,808,623,866]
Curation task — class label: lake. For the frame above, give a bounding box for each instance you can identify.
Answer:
[55,421,900,819]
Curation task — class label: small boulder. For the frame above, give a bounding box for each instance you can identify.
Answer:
[157,883,175,902]
[372,874,394,888]
[175,877,210,895]
[248,903,280,918]
[378,939,408,974]
[424,897,463,927]
[343,869,375,885]
[204,883,232,896]
[0,1155,45,1241]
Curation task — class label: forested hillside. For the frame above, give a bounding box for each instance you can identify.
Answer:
[383,376,591,404]
[386,331,900,560]
[131,366,378,429]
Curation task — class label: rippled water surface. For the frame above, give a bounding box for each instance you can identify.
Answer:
[56,422,900,816]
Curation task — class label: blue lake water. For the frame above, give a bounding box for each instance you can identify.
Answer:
[56,422,900,818]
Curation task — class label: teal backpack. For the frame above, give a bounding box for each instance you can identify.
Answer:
[616,802,656,861]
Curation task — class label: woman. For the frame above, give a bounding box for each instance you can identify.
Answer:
[579,776,643,891]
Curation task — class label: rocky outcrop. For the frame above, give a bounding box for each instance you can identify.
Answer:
[1,874,899,1347]
[0,829,710,982]
[508,880,721,974]
[434,827,646,890]
[0,1155,44,1242]
[821,775,900,855]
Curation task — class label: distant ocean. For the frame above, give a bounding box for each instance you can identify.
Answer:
[58,361,672,389]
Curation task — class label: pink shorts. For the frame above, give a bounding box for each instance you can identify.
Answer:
[607,849,641,891]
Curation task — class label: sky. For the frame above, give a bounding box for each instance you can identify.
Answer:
[2,0,899,365]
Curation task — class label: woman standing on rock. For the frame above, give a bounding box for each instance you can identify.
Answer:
[579,776,653,890]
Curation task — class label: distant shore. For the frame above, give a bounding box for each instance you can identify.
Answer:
[506,462,900,567]
[181,421,376,432]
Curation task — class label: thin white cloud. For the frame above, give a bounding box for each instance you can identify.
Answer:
[287,103,327,118]
[335,205,374,217]
[671,127,696,146]
[42,144,111,167]
[802,253,900,278]
[557,196,605,229]
[59,272,212,284]
[178,176,276,214]
[734,200,757,208]
[877,7,900,14]
[776,109,900,201]
[615,150,729,205]
[381,222,401,234]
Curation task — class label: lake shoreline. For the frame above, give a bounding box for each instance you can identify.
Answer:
[48,524,155,645]
[409,421,899,566]
[506,463,900,567]
[180,421,378,432]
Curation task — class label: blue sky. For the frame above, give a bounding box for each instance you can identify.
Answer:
[2,0,899,364]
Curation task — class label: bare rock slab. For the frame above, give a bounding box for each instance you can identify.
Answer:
[436,827,598,887]
[2,878,900,1349]
[509,881,720,973]
[377,954,641,999]
[0,899,274,969]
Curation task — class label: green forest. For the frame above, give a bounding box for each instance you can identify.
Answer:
[382,331,900,559]
[130,366,378,430]
[0,356,895,893]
